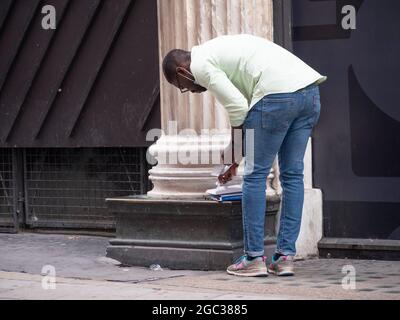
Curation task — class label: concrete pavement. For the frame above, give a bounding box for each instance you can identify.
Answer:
[0,233,399,300]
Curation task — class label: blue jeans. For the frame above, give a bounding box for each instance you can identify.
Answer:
[242,84,321,257]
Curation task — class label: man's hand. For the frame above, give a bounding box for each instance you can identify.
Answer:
[218,162,239,185]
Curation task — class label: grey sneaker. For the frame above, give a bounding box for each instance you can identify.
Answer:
[267,255,295,276]
[226,255,268,277]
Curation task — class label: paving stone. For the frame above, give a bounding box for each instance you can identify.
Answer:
[1,233,400,300]
[384,291,400,294]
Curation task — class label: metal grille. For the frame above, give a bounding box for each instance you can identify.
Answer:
[24,148,149,231]
[0,148,16,232]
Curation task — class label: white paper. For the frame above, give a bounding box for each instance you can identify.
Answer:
[206,183,243,196]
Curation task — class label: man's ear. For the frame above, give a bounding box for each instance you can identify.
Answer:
[176,66,185,75]
[176,66,195,81]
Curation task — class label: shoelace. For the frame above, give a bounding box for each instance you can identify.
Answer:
[233,255,247,265]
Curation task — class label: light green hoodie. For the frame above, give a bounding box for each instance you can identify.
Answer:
[190,34,327,127]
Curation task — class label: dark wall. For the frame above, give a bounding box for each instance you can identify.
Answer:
[292,0,400,239]
[0,0,160,148]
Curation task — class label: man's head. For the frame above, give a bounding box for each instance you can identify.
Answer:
[162,49,207,94]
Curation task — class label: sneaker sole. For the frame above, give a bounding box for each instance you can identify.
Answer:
[267,267,294,277]
[227,268,268,277]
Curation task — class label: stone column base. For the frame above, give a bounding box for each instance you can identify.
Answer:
[147,134,231,200]
[106,196,280,270]
[295,188,323,260]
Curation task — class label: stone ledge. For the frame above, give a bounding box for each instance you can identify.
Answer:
[318,237,400,261]
[106,195,280,270]
[106,195,280,215]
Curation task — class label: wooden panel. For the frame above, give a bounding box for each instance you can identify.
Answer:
[0,0,13,32]
[0,0,160,147]
[0,0,40,92]
[0,0,70,143]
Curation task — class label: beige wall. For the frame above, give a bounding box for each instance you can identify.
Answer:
[157,0,274,133]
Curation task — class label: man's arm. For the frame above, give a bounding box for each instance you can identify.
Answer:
[207,69,247,182]
[193,64,248,184]
[218,125,243,184]
[199,66,249,128]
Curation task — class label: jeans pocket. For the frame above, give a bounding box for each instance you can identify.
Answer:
[261,97,294,133]
[307,93,321,128]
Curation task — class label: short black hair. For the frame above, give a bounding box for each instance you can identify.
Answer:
[162,49,190,83]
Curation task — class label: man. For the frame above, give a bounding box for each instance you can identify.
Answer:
[162,34,326,277]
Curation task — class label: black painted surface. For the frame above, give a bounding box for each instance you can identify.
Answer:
[323,201,400,240]
[292,0,400,240]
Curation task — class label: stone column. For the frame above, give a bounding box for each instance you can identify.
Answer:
[148,0,276,199]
